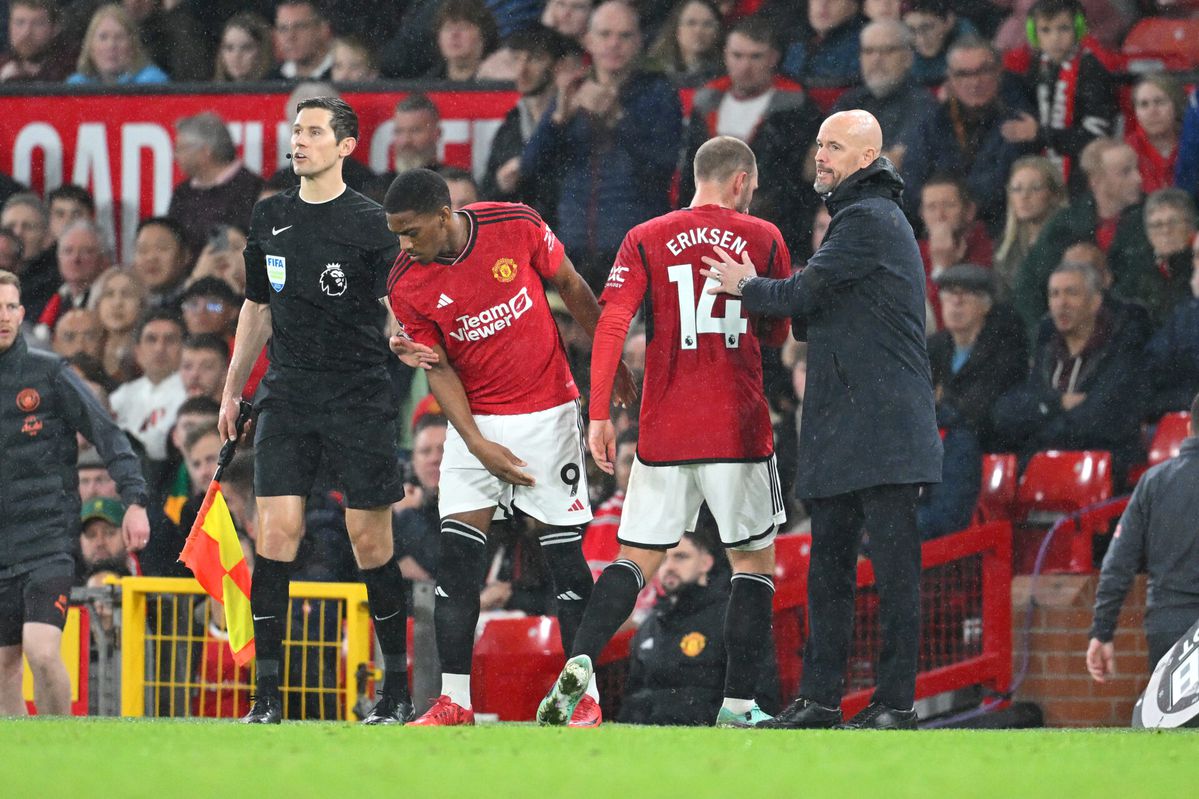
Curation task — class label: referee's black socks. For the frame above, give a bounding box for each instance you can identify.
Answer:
[361,556,410,700]
[538,527,592,652]
[434,519,490,675]
[569,558,644,663]
[250,554,292,698]
[724,572,776,701]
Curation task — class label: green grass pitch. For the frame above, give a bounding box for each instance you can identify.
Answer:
[0,719,1191,798]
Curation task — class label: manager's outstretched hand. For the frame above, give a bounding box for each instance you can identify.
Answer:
[700,246,758,296]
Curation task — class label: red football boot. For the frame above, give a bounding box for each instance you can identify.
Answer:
[406,695,476,726]
[568,695,602,728]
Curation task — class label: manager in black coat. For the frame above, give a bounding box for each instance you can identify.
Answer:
[703,110,942,730]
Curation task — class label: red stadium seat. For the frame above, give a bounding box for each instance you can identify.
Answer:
[974,453,1018,523]
[1016,450,1113,525]
[1122,18,1199,70]
[1148,412,1191,467]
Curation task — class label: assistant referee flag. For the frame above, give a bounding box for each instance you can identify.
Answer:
[179,401,255,666]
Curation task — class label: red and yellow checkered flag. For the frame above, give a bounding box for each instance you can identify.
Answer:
[179,401,255,666]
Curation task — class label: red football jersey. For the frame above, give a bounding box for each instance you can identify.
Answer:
[601,204,790,464]
[388,202,578,415]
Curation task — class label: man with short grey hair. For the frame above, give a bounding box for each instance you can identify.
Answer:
[167,112,264,251]
[831,19,934,168]
[994,260,1146,485]
[0,192,56,317]
[1115,188,1198,322]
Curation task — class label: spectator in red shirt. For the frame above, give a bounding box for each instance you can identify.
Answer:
[1125,73,1187,196]
[917,173,993,326]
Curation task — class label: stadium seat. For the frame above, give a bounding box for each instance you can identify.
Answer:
[1016,450,1113,525]
[1121,18,1199,70]
[1147,412,1191,467]
[974,453,1018,523]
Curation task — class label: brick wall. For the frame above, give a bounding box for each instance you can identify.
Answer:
[1010,574,1150,727]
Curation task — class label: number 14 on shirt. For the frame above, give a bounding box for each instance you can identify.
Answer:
[668,263,747,349]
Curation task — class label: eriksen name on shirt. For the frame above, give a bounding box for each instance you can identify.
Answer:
[664,227,750,258]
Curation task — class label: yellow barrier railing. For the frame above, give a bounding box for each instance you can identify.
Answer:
[119,577,372,721]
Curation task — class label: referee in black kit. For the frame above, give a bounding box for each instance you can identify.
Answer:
[220,97,413,725]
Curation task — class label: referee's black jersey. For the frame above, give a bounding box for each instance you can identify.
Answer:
[244,185,401,408]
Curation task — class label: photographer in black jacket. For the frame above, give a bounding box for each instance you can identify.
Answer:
[0,270,148,716]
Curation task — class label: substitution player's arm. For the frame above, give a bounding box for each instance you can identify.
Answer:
[587,302,637,474]
[424,344,535,486]
[219,299,272,441]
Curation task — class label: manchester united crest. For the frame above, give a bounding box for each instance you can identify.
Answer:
[492,258,518,283]
[679,631,707,658]
[16,388,40,412]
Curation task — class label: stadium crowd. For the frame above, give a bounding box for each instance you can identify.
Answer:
[2,0,1199,719]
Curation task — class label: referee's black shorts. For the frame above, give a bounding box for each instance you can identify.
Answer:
[254,402,405,509]
[0,557,75,646]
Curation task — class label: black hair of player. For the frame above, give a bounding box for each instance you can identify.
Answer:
[134,306,184,343]
[177,395,221,417]
[47,184,96,215]
[296,96,359,143]
[384,168,452,215]
[182,332,231,361]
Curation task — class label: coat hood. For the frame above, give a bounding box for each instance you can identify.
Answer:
[824,155,905,215]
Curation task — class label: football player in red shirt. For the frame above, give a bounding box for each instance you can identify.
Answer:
[538,136,791,728]
[384,168,635,725]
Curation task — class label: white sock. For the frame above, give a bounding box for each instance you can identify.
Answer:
[721,697,755,714]
[441,673,471,709]
[584,673,599,701]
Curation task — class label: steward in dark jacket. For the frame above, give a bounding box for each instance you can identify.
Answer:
[1,333,148,573]
[705,113,941,727]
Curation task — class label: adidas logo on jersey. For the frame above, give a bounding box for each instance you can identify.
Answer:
[437,293,454,308]
[449,286,533,343]
[567,498,586,512]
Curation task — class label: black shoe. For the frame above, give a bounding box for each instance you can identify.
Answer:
[361,692,415,725]
[241,694,282,724]
[837,701,918,730]
[755,697,842,729]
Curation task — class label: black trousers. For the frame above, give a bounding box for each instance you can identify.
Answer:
[799,483,922,709]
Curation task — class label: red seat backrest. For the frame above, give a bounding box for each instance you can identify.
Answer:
[1122,18,1199,69]
[1148,412,1191,467]
[975,453,1019,523]
[1016,450,1113,520]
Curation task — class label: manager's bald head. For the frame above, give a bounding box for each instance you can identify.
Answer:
[813,110,883,194]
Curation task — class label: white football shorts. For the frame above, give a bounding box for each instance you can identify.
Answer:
[439,399,592,526]
[618,455,785,551]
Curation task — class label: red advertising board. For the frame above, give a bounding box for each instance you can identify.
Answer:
[0,89,518,261]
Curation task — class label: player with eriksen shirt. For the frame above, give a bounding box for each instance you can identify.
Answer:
[538,136,790,728]
[384,168,636,727]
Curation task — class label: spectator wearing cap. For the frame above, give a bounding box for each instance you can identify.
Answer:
[922,264,1027,537]
[993,261,1146,485]
[522,0,683,293]
[77,447,119,503]
[481,25,581,223]
[78,497,141,578]
[168,113,264,253]
[180,277,240,339]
